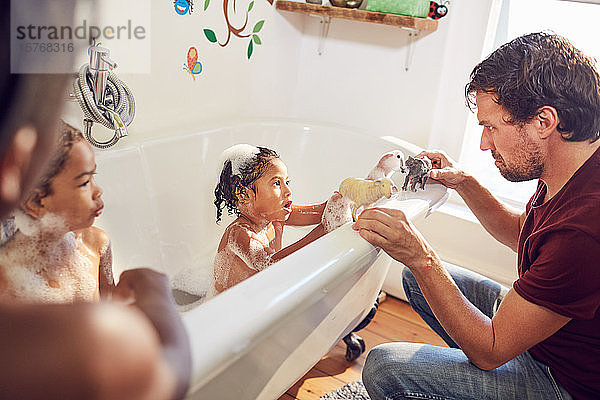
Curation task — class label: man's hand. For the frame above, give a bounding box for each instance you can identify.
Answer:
[352,207,436,269]
[113,268,175,310]
[418,150,469,190]
[114,268,191,400]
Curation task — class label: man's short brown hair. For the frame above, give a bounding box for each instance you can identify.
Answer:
[466,32,600,142]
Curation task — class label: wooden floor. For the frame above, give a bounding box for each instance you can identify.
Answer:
[279,295,447,400]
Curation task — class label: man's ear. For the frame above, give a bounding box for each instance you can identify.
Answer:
[536,106,560,139]
[0,126,38,206]
[21,189,47,219]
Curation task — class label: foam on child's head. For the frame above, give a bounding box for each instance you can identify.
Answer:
[214,144,278,223]
[220,144,261,176]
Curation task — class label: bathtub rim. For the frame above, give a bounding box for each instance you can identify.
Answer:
[183,222,382,393]
[96,117,427,155]
[92,119,447,397]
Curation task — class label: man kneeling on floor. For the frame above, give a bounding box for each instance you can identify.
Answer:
[354,32,600,400]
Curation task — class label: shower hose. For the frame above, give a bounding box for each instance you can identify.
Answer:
[73,64,135,149]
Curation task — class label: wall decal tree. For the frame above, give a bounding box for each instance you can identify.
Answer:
[202,0,271,59]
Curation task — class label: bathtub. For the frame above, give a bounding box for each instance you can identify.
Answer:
[93,120,448,399]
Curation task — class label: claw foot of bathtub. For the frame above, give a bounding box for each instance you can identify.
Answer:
[343,332,366,362]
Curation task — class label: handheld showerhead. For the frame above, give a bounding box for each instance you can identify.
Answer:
[73,43,135,149]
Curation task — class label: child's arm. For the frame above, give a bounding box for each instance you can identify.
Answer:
[99,241,114,300]
[228,224,275,271]
[272,223,326,261]
[85,227,114,299]
[286,202,327,226]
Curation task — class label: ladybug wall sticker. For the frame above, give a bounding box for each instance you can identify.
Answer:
[429,1,448,19]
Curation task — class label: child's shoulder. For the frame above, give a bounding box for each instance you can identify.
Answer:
[225,219,255,239]
[80,226,111,255]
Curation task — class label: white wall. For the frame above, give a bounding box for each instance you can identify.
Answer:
[288,17,443,145]
[66,0,498,148]
[427,0,501,158]
[65,0,518,286]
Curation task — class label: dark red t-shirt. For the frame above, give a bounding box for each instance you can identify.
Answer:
[514,146,600,400]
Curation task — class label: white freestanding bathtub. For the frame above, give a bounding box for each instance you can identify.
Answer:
[93,120,448,400]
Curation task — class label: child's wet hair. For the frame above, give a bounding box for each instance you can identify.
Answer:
[27,121,85,205]
[214,146,279,223]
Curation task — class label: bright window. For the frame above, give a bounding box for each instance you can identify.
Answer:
[459,0,600,208]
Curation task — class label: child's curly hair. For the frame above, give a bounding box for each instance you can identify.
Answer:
[214,146,279,223]
[27,120,84,205]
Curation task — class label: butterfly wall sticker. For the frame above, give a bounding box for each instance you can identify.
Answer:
[183,47,203,80]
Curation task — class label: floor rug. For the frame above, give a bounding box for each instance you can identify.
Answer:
[319,380,371,400]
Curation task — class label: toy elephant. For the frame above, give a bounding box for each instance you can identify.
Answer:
[402,156,432,192]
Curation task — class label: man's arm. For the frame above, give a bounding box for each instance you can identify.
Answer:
[113,268,192,399]
[420,151,524,252]
[0,281,189,400]
[453,175,525,252]
[354,208,570,370]
[406,257,569,370]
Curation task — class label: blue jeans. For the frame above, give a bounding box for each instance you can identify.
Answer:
[362,264,572,400]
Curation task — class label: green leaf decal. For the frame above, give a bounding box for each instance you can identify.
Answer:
[204,0,210,11]
[248,1,254,11]
[253,35,262,45]
[204,29,217,43]
[247,39,254,59]
[253,20,265,33]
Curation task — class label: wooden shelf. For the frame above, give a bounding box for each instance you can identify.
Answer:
[275,0,438,31]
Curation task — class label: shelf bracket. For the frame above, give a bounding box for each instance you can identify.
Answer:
[317,16,331,56]
[403,29,420,71]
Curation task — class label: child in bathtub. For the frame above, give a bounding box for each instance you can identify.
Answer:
[0,121,113,303]
[213,144,327,293]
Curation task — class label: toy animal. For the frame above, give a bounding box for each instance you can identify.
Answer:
[339,177,397,221]
[366,150,406,180]
[402,155,432,192]
[328,153,403,363]
[321,150,405,232]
